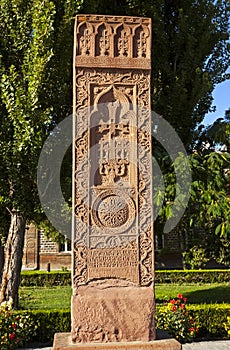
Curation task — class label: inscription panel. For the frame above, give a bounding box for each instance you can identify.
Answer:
[88,248,139,283]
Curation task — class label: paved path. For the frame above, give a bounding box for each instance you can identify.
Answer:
[19,340,230,350]
[183,340,230,349]
[19,347,51,350]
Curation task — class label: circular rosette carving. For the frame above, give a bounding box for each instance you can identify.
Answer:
[92,190,136,233]
[98,195,129,227]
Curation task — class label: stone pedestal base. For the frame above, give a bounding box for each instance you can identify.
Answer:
[71,281,154,342]
[52,333,182,350]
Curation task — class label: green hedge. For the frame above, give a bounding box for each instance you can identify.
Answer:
[188,304,230,339]
[17,304,229,343]
[16,309,71,343]
[20,271,71,287]
[156,304,230,340]
[31,309,71,342]
[155,269,230,284]
[20,269,230,286]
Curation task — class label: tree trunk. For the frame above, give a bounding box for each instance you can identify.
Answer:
[0,211,26,308]
[0,239,4,284]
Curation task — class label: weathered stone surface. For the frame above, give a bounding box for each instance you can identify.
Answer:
[53,333,182,350]
[70,13,155,346]
[71,280,154,343]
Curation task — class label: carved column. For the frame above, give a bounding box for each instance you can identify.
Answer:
[72,14,154,344]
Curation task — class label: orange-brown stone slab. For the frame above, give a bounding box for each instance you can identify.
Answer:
[53,333,182,350]
[71,282,154,342]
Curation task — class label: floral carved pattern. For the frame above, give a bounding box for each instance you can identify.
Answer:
[75,131,88,162]
[140,227,153,286]
[74,198,88,224]
[73,245,87,285]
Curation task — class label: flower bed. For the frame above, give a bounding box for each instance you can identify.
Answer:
[156,301,230,341]
[0,298,38,349]
[156,294,199,343]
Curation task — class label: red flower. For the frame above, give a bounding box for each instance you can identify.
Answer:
[172,305,177,311]
[183,297,188,303]
[9,333,15,340]
[11,323,17,329]
[180,303,185,309]
[170,299,176,304]
[177,294,183,299]
[190,327,195,333]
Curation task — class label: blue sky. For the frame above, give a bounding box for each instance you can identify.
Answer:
[203,78,230,126]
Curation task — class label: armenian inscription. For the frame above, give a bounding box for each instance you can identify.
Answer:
[87,248,139,283]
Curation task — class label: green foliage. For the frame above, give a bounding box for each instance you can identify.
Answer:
[0,298,38,349]
[156,303,230,340]
[0,0,83,243]
[155,270,230,284]
[182,246,210,269]
[0,0,56,248]
[188,304,230,339]
[187,151,230,265]
[198,109,230,153]
[20,271,71,287]
[224,316,230,338]
[155,149,230,265]
[25,309,70,343]
[156,294,198,343]
[189,152,230,228]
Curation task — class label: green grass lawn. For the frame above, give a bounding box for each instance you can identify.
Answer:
[18,283,230,310]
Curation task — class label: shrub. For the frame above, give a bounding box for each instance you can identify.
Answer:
[20,269,230,286]
[224,316,230,338]
[156,294,199,343]
[155,269,230,284]
[20,271,71,287]
[0,298,38,350]
[156,303,230,341]
[22,309,71,343]
[188,304,230,339]
[182,246,210,269]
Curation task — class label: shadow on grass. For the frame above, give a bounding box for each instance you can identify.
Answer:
[156,285,230,304]
[184,285,230,304]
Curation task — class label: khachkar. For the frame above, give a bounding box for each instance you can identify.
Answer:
[73,13,154,342]
[53,14,181,350]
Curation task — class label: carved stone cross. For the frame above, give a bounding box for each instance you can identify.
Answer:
[72,14,155,343]
[53,14,181,350]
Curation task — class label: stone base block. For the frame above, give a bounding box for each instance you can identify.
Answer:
[52,333,182,350]
[71,281,154,342]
